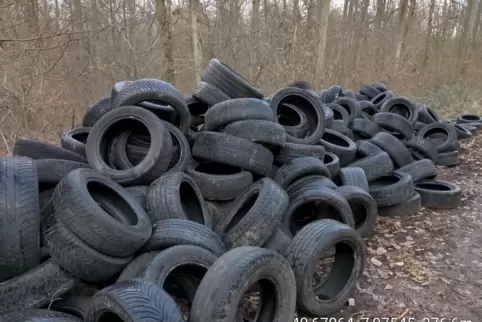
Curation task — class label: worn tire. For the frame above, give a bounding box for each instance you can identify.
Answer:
[223,120,286,148]
[82,96,111,127]
[398,159,437,182]
[336,167,369,192]
[436,150,460,166]
[274,143,325,165]
[348,152,394,181]
[193,81,230,106]
[286,175,338,195]
[378,192,422,217]
[373,112,413,140]
[124,185,149,208]
[50,295,91,320]
[333,97,361,123]
[319,129,356,166]
[323,152,340,178]
[355,140,384,158]
[418,123,457,153]
[414,180,461,209]
[274,157,331,188]
[456,114,482,124]
[276,103,310,138]
[371,90,394,110]
[360,84,381,99]
[350,118,380,139]
[35,159,89,191]
[370,132,413,167]
[380,96,418,124]
[262,227,293,255]
[61,127,90,157]
[369,171,414,207]
[13,138,87,163]
[404,137,439,163]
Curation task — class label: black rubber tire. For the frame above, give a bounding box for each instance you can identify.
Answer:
[216,178,289,248]
[205,200,234,228]
[124,185,148,208]
[348,152,394,181]
[380,96,418,124]
[436,150,460,166]
[319,129,357,166]
[282,185,354,237]
[456,114,482,124]
[223,120,286,148]
[336,167,369,192]
[111,81,133,101]
[414,179,461,209]
[50,295,91,320]
[0,309,82,321]
[285,219,365,316]
[146,172,211,227]
[274,143,325,165]
[285,80,313,90]
[86,279,184,322]
[417,105,442,124]
[117,251,159,282]
[43,210,132,282]
[13,138,87,163]
[35,159,89,187]
[356,94,370,101]
[0,157,40,282]
[190,246,296,322]
[418,123,458,153]
[371,90,394,110]
[270,87,326,145]
[328,85,343,100]
[111,78,190,133]
[286,175,338,195]
[373,112,413,140]
[86,106,173,186]
[398,159,437,182]
[350,118,380,139]
[413,122,426,132]
[369,171,414,207]
[328,120,348,134]
[274,157,331,188]
[51,168,152,257]
[404,136,439,163]
[327,103,350,126]
[371,82,388,92]
[335,186,377,237]
[201,59,264,99]
[323,104,334,128]
[359,101,378,120]
[192,132,273,176]
[333,97,361,123]
[360,84,381,99]
[355,140,384,158]
[342,89,357,98]
[370,132,413,167]
[0,260,77,314]
[141,219,226,257]
[319,89,333,103]
[193,81,230,106]
[453,123,473,139]
[262,227,293,255]
[378,192,422,217]
[82,96,111,127]
[276,103,310,138]
[186,161,253,201]
[204,98,273,131]
[323,152,340,178]
[61,127,90,157]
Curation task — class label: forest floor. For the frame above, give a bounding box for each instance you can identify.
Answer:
[305,136,482,321]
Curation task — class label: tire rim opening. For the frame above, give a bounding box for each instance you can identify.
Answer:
[370,175,400,188]
[195,162,242,175]
[416,182,452,191]
[180,181,205,225]
[87,181,139,226]
[388,104,411,119]
[97,312,124,322]
[461,114,479,121]
[138,100,180,126]
[225,191,259,232]
[372,93,388,105]
[72,131,89,143]
[423,128,448,141]
[277,104,303,126]
[164,263,208,304]
[324,153,334,164]
[237,279,277,321]
[322,132,350,147]
[350,202,368,230]
[290,202,347,236]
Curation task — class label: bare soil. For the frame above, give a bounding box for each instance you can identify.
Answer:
[296,136,482,321]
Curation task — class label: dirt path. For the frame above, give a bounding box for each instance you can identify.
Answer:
[317,136,482,321]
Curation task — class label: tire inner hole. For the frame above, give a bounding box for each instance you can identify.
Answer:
[88,181,138,226]
[97,312,123,322]
[72,131,89,143]
[225,191,258,232]
[179,181,205,225]
[238,279,277,322]
[388,104,411,119]
[195,162,242,175]
[278,95,317,128]
[290,202,346,236]
[372,93,387,105]
[461,114,479,121]
[332,109,345,121]
[277,104,302,126]
[312,242,355,301]
[416,182,451,191]
[138,100,180,126]
[370,175,400,188]
[322,132,350,147]
[324,153,334,164]
[350,202,368,230]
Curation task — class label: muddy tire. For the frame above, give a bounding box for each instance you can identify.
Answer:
[370,132,413,167]
[323,152,340,178]
[274,157,331,188]
[13,138,87,163]
[414,180,461,209]
[417,123,457,153]
[223,119,286,148]
[193,81,230,106]
[369,171,414,207]
[336,167,369,192]
[61,127,91,157]
[319,129,357,166]
[378,192,422,217]
[398,159,437,182]
[373,112,413,140]
[274,143,325,165]
[348,152,394,181]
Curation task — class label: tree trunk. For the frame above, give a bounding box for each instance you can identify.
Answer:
[251,0,260,32]
[394,0,408,72]
[156,0,175,83]
[315,0,330,85]
[263,0,269,22]
[423,0,436,68]
[190,0,202,83]
[471,0,482,50]
[458,0,477,73]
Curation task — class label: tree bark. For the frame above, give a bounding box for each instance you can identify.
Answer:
[458,0,477,71]
[251,0,260,32]
[156,0,175,83]
[190,0,202,83]
[315,0,330,85]
[471,0,482,50]
[394,0,408,72]
[423,0,436,68]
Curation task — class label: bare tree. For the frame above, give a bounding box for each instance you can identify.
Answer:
[315,0,330,85]
[394,0,408,72]
[156,0,174,82]
[423,0,436,68]
[190,0,202,83]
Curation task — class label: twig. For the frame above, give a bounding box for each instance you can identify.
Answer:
[0,131,10,155]
[0,25,113,43]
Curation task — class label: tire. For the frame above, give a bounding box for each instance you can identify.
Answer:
[323,104,334,128]
[0,260,77,314]
[336,167,369,192]
[217,178,289,248]
[111,81,133,101]
[436,150,460,166]
[333,97,361,123]
[125,185,149,208]
[13,138,87,163]
[356,94,369,101]
[342,89,357,98]
[380,96,418,124]
[286,175,338,195]
[270,87,326,145]
[348,151,394,181]
[371,82,388,92]
[274,157,331,188]
[328,85,343,100]
[190,246,296,322]
[276,103,310,138]
[414,179,461,209]
[418,123,457,153]
[82,96,111,127]
[111,79,190,133]
[0,157,40,282]
[370,132,413,167]
[262,227,292,255]
[456,114,482,124]
[323,152,340,177]
[350,118,380,139]
[369,171,414,207]
[44,210,132,282]
[35,159,89,187]
[355,140,383,158]
[204,98,273,131]
[146,172,211,227]
[205,200,234,228]
[223,120,286,148]
[284,219,365,315]
[335,186,377,237]
[86,279,184,322]
[201,59,264,99]
[186,161,253,201]
[282,185,354,237]
[274,143,325,165]
[86,106,173,186]
[61,127,90,157]
[285,80,313,90]
[327,103,350,125]
[319,129,356,166]
[193,81,230,106]
[453,123,472,139]
[141,219,226,257]
[192,132,273,176]
[398,159,437,182]
[50,295,91,320]
[373,112,413,140]
[417,105,442,124]
[360,84,381,99]
[359,101,378,120]
[371,91,394,109]
[404,136,439,163]
[319,89,333,103]
[52,168,152,257]
[0,310,81,321]
[378,192,422,217]
[117,251,159,282]
[414,122,426,132]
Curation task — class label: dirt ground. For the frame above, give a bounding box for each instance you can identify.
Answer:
[297,136,482,321]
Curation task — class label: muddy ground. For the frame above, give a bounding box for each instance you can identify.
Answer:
[297,136,482,321]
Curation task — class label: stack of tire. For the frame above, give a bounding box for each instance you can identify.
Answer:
[0,59,476,321]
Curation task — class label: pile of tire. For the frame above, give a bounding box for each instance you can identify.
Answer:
[1,59,478,321]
